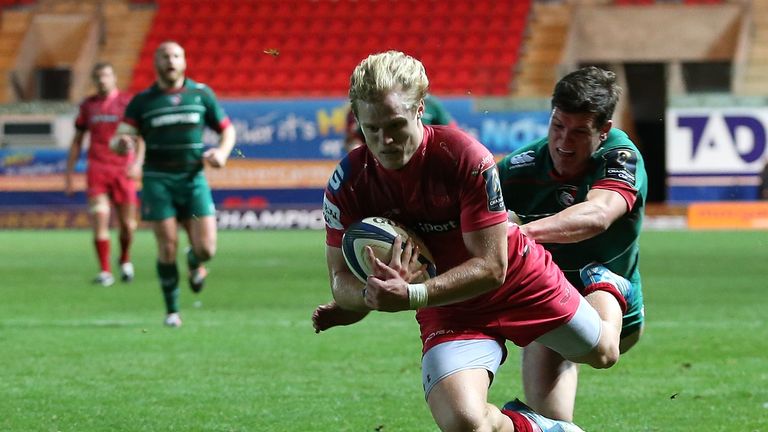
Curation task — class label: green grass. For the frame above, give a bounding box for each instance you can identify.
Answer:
[0,229,766,431]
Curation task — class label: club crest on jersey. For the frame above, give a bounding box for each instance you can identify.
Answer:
[168,94,182,106]
[483,166,505,212]
[556,185,578,208]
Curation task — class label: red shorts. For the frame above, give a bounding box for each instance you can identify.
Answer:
[86,163,137,205]
[416,238,581,354]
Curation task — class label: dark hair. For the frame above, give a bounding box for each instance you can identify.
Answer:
[551,66,621,128]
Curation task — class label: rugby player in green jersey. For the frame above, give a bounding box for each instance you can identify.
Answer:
[498,66,647,422]
[111,41,236,328]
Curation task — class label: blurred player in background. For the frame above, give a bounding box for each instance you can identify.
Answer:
[498,66,647,422]
[65,62,137,287]
[343,92,455,152]
[111,41,236,328]
[312,51,631,432]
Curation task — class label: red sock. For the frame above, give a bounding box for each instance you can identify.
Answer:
[95,239,111,272]
[502,410,538,432]
[119,230,132,264]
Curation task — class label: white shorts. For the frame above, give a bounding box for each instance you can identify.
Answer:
[421,295,601,398]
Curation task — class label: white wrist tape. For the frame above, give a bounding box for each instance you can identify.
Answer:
[407,283,429,309]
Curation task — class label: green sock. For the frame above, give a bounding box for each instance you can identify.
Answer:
[157,261,179,314]
[186,248,201,271]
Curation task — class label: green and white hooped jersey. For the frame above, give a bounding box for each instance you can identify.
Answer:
[498,128,648,287]
[124,78,229,174]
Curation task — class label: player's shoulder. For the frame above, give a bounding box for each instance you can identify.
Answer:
[326,147,368,194]
[79,94,100,107]
[597,128,642,161]
[130,85,156,101]
[427,125,488,156]
[185,78,215,94]
[499,138,547,172]
[116,90,134,101]
[605,128,633,145]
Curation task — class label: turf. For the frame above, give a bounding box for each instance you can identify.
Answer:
[0,229,765,431]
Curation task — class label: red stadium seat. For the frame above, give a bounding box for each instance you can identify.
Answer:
[134,0,530,96]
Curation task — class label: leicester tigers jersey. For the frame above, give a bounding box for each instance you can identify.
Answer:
[498,128,647,286]
[123,78,230,174]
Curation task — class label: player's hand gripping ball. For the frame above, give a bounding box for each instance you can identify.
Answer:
[342,216,436,283]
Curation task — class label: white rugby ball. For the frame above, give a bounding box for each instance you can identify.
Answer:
[342,216,437,283]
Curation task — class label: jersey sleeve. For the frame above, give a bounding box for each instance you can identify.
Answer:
[122,96,141,130]
[594,147,640,211]
[200,85,230,133]
[323,156,360,247]
[457,140,508,232]
[74,101,88,131]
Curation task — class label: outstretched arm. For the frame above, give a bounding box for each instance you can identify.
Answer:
[520,188,629,244]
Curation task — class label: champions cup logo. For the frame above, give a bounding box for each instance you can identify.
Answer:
[616,150,631,164]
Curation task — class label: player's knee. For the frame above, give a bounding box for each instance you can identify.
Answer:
[121,220,137,234]
[587,342,620,369]
[434,405,494,432]
[89,201,110,215]
[570,336,620,369]
[194,244,215,261]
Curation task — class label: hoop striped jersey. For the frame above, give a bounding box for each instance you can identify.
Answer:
[498,128,647,287]
[122,78,230,174]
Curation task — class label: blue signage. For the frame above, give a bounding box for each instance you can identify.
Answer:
[214,98,550,160]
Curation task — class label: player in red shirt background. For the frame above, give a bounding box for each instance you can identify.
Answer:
[313,51,623,432]
[65,62,138,287]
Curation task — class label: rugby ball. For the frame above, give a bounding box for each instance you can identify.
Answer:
[342,216,437,283]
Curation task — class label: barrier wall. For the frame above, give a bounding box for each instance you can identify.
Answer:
[0,97,550,229]
[4,99,768,229]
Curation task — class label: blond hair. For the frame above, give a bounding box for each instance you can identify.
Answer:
[349,50,429,115]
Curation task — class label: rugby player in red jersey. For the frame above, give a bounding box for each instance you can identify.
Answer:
[312,51,622,432]
[65,62,137,287]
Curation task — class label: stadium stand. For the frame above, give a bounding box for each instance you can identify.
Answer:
[739,0,768,95]
[0,5,32,103]
[512,1,569,97]
[130,0,531,97]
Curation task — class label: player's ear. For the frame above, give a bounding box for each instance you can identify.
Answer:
[416,99,425,120]
[598,120,613,141]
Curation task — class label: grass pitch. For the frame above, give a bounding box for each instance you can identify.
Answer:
[0,229,766,431]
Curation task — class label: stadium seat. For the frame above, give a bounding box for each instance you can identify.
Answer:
[134,0,531,96]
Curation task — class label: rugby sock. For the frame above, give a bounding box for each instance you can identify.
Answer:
[119,229,132,264]
[583,282,628,313]
[501,410,538,432]
[95,239,111,272]
[186,248,202,270]
[157,261,180,313]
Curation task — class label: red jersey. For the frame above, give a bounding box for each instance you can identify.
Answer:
[75,89,133,167]
[324,125,575,350]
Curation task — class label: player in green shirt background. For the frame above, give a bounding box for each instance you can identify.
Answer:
[498,66,647,422]
[112,41,236,328]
